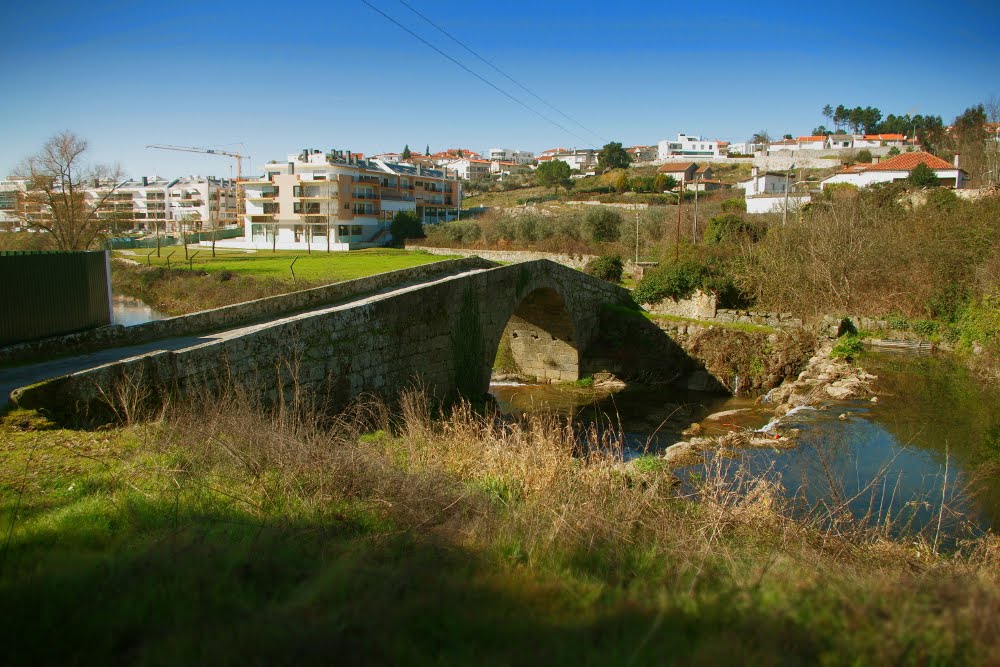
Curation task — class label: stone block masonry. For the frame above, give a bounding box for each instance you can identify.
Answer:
[12,260,636,421]
[0,257,494,366]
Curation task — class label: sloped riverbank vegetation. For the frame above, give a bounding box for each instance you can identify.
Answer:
[3,384,1000,664]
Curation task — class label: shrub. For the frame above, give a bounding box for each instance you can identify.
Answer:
[583,207,623,243]
[720,197,747,214]
[887,146,901,157]
[830,333,864,360]
[633,260,714,304]
[390,210,423,241]
[856,149,873,164]
[584,255,624,283]
[925,188,959,213]
[705,214,762,245]
[908,163,939,188]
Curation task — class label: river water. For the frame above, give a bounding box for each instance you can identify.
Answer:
[111,295,169,327]
[490,349,1000,533]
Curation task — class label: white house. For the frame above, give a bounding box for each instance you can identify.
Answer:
[487,148,535,164]
[657,133,721,160]
[820,151,967,190]
[852,133,907,149]
[734,168,791,196]
[536,149,598,171]
[745,193,812,215]
[727,141,763,156]
[766,139,798,153]
[796,135,827,150]
[826,134,854,150]
[441,157,491,180]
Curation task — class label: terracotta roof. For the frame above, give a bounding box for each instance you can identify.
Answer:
[658,162,697,172]
[797,136,827,142]
[842,151,958,173]
[860,134,905,141]
[694,165,713,174]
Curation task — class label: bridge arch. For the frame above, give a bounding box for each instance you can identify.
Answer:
[497,286,579,382]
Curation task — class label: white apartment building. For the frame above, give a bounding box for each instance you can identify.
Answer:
[537,148,598,171]
[96,176,237,234]
[0,179,26,226]
[440,157,491,181]
[0,176,236,234]
[243,149,461,251]
[657,133,722,160]
[487,148,535,164]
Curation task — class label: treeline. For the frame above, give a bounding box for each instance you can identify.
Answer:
[815,103,946,143]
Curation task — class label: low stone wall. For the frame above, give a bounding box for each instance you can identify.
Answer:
[0,257,495,366]
[644,292,804,329]
[406,245,614,272]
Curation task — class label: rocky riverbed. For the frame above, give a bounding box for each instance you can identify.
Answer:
[657,341,878,467]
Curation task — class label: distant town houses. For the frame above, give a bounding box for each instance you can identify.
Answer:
[242,149,460,251]
[626,145,658,162]
[657,133,722,160]
[764,133,915,154]
[820,151,967,190]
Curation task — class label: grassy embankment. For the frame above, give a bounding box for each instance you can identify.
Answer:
[112,248,458,315]
[2,390,999,664]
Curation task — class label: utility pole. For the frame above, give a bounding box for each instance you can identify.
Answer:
[692,176,699,243]
[782,163,795,227]
[675,182,682,262]
[634,207,640,265]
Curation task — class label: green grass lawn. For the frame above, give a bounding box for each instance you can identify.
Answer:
[122,248,458,283]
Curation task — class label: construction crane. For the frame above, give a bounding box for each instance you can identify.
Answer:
[146,143,249,234]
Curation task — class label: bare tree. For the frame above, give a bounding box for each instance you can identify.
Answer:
[11,131,124,250]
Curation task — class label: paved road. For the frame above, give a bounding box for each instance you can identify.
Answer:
[1,268,489,407]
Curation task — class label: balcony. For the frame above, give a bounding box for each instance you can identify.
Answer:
[247,191,278,200]
[351,192,379,200]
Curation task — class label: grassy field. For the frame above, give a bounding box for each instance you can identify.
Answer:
[121,247,458,283]
[2,390,999,665]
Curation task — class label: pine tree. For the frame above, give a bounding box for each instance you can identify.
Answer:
[401,144,411,160]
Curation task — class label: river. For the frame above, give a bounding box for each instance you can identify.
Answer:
[490,349,1000,533]
[111,295,168,326]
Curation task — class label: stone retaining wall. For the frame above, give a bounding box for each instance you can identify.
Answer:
[0,257,495,366]
[406,245,623,272]
[645,291,804,329]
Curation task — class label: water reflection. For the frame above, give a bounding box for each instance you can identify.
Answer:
[489,349,1000,532]
[112,295,168,327]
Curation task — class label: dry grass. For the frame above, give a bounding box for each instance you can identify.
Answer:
[4,378,1000,663]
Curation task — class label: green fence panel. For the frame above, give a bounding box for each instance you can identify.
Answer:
[0,250,111,346]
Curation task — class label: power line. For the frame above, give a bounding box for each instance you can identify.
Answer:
[396,0,607,145]
[359,0,594,146]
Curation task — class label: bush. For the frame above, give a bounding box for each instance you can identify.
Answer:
[633,260,715,304]
[584,255,624,283]
[583,207,623,243]
[720,198,747,214]
[705,214,762,245]
[830,333,864,360]
[908,163,939,188]
[856,149,873,164]
[390,211,424,241]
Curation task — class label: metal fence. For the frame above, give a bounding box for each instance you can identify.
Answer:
[0,250,111,346]
[106,227,244,249]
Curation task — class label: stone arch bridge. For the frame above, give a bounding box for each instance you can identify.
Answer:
[11,260,636,418]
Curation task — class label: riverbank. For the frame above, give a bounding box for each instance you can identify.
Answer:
[3,388,999,664]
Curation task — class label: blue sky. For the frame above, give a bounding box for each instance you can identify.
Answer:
[2,0,997,179]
